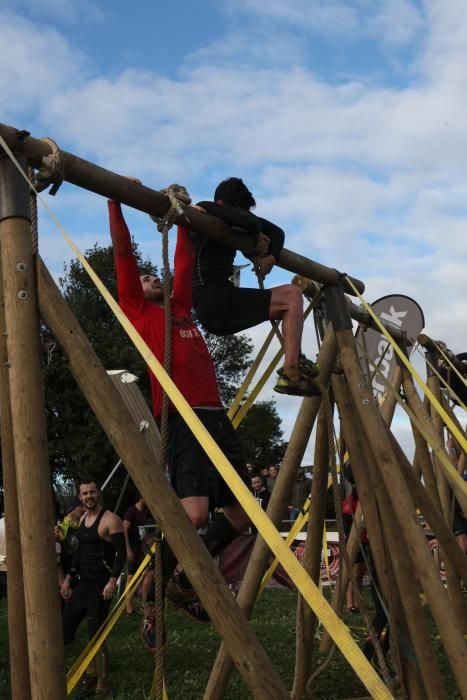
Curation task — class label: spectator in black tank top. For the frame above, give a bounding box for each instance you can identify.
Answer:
[61,477,126,697]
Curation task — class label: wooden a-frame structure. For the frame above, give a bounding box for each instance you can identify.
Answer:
[0,123,466,700]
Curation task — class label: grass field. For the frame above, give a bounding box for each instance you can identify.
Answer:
[0,588,461,699]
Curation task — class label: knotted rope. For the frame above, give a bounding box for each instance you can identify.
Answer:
[151,184,191,232]
[150,183,190,700]
[32,137,66,195]
[27,165,38,254]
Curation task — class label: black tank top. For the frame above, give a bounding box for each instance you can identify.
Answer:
[77,509,115,578]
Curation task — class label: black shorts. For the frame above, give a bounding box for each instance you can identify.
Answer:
[168,409,249,508]
[193,283,271,335]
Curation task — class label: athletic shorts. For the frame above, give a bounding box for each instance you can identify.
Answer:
[193,283,271,336]
[168,408,249,508]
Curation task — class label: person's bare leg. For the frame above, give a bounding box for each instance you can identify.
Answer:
[224,502,250,532]
[126,573,135,614]
[269,284,303,379]
[180,496,210,530]
[141,570,154,603]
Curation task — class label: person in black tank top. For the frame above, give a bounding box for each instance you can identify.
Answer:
[61,477,126,696]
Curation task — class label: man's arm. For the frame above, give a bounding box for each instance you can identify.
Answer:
[101,512,126,600]
[123,518,134,562]
[172,226,195,312]
[197,201,285,275]
[60,547,80,600]
[108,200,146,317]
[196,201,261,238]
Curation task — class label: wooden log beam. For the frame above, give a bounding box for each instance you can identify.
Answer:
[0,157,67,699]
[36,257,290,700]
[0,121,365,296]
[0,242,31,700]
[291,406,330,700]
[294,274,410,342]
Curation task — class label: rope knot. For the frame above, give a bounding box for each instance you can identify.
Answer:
[33,137,66,195]
[151,183,191,233]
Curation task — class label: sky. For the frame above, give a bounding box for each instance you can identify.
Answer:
[1,0,465,463]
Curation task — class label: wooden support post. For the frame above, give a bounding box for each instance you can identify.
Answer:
[329,374,410,695]
[318,505,362,653]
[320,359,402,655]
[36,258,290,700]
[400,364,467,515]
[291,406,330,700]
[390,435,467,586]
[337,343,467,695]
[425,351,451,519]
[353,418,443,699]
[322,283,467,696]
[0,156,67,699]
[203,326,338,700]
[0,223,31,699]
[0,121,364,296]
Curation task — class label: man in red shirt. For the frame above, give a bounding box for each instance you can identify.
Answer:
[108,195,249,628]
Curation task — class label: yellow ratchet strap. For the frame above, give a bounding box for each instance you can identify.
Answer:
[228,325,277,419]
[345,275,466,454]
[1,139,393,699]
[231,303,315,428]
[259,497,311,596]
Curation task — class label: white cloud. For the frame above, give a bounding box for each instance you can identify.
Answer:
[1,0,105,24]
[223,0,424,46]
[1,1,466,458]
[0,14,87,123]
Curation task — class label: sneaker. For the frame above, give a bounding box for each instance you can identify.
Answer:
[298,355,320,378]
[274,372,320,397]
[141,602,160,650]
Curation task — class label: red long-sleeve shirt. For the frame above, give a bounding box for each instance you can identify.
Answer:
[108,201,222,418]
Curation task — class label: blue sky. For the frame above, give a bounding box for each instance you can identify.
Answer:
[1,0,465,458]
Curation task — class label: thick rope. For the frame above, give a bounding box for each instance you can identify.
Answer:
[32,137,66,195]
[148,183,191,699]
[150,222,173,700]
[28,165,38,253]
[151,184,191,232]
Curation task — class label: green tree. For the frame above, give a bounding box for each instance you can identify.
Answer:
[236,400,287,467]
